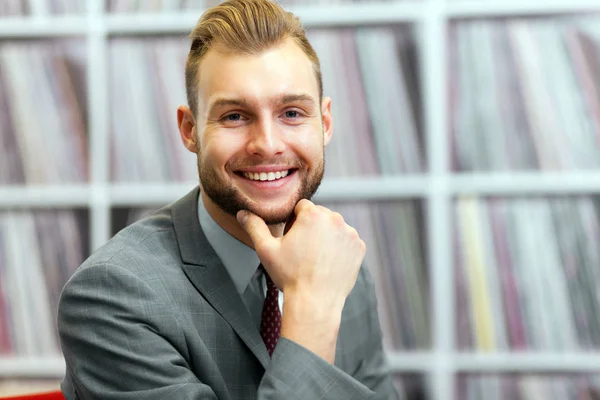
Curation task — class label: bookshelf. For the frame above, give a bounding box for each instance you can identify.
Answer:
[2,0,600,399]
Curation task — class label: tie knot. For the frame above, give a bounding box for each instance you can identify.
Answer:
[263,269,278,294]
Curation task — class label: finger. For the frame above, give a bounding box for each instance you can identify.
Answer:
[236,210,274,248]
[294,198,314,214]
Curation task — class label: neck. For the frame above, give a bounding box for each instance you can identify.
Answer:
[201,191,285,248]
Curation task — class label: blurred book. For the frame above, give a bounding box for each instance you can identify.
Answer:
[457,374,600,400]
[455,196,600,351]
[0,209,88,356]
[109,37,197,182]
[0,40,87,184]
[0,0,86,16]
[450,18,600,172]
[106,0,408,13]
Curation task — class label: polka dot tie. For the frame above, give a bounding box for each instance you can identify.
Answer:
[260,267,281,357]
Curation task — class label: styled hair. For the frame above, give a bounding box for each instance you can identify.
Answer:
[185,0,323,118]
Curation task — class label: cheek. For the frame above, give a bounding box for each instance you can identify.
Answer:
[201,134,246,167]
[289,127,324,158]
[200,145,227,168]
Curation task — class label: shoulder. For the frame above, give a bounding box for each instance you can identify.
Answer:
[59,205,188,305]
[57,206,191,334]
[82,206,179,274]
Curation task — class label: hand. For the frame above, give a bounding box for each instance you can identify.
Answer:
[237,199,366,311]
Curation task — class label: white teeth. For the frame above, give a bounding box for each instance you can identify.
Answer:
[243,170,290,181]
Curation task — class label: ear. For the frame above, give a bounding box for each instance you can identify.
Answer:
[321,96,333,147]
[177,105,199,153]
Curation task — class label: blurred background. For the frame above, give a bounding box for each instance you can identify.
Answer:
[2,0,600,399]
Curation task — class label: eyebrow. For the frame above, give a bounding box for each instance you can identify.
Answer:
[208,98,251,112]
[207,93,317,115]
[275,94,317,107]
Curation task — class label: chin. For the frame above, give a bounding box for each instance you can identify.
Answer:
[242,194,300,224]
[247,204,295,225]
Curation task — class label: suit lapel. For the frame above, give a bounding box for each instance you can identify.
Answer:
[171,188,270,369]
[180,263,270,369]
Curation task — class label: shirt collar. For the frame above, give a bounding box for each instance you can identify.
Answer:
[197,194,261,295]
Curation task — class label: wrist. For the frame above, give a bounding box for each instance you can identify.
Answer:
[279,291,344,364]
[282,289,345,324]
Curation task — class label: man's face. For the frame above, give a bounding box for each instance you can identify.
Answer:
[194,38,332,225]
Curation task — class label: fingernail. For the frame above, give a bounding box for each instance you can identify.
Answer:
[236,210,248,224]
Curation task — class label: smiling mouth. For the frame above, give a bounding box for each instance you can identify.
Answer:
[236,169,295,182]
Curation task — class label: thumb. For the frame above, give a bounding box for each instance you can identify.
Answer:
[236,210,273,248]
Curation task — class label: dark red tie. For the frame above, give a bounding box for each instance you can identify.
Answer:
[260,268,281,356]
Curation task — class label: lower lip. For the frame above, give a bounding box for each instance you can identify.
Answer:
[237,171,295,189]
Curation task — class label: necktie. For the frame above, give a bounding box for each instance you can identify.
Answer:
[260,267,281,357]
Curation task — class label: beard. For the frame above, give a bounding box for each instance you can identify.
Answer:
[197,153,325,225]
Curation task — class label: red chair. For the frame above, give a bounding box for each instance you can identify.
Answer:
[1,391,64,400]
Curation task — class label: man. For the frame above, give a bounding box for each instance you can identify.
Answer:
[58,0,398,398]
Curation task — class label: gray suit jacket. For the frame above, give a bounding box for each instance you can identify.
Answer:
[58,188,398,399]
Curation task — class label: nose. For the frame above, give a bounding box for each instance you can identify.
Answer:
[246,118,285,158]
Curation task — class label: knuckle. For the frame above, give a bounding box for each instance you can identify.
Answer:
[347,225,360,239]
[297,199,314,211]
[359,239,367,253]
[330,212,345,226]
[304,204,320,218]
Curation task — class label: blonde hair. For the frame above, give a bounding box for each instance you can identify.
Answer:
[185,0,322,117]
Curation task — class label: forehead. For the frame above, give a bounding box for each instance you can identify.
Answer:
[196,38,319,110]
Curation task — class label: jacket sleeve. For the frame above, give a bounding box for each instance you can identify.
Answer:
[259,338,376,399]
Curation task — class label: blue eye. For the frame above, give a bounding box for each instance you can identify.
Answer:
[226,113,242,121]
[285,110,299,118]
